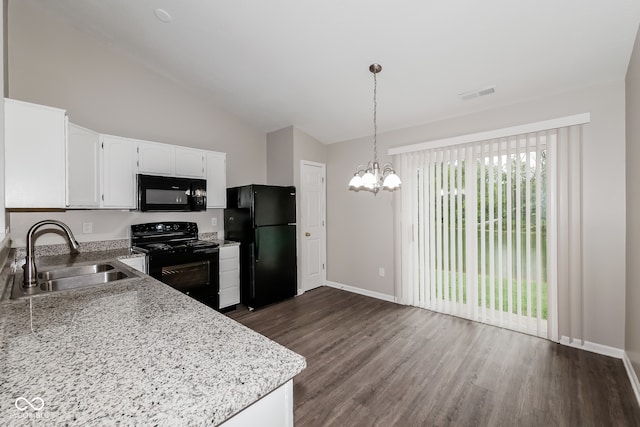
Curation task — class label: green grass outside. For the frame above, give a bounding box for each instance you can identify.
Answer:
[430,271,548,319]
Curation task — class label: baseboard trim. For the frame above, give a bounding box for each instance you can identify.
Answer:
[324,281,397,303]
[623,352,640,407]
[560,335,624,359]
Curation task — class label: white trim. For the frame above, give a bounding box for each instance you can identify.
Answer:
[623,352,640,408]
[324,281,398,303]
[388,113,591,155]
[560,335,624,359]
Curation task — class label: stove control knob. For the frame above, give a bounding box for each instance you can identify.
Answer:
[173,224,179,230]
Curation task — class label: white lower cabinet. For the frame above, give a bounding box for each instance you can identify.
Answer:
[118,256,147,274]
[220,380,294,427]
[219,245,240,309]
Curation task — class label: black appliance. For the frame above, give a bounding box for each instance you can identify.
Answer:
[131,221,220,309]
[137,174,207,212]
[224,185,297,310]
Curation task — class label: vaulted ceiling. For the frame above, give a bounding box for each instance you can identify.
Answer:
[25,0,640,143]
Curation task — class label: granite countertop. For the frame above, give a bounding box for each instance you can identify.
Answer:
[0,248,305,425]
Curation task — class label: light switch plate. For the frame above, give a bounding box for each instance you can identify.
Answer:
[211,217,217,226]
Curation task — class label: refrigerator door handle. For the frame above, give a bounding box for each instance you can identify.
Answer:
[254,233,259,263]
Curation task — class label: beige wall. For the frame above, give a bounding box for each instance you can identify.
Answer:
[626,26,640,375]
[327,135,396,297]
[6,0,267,245]
[266,126,294,186]
[292,126,327,191]
[328,80,627,349]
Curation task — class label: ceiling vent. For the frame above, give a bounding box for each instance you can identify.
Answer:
[459,85,496,101]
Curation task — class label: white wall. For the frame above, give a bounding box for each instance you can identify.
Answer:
[0,0,5,233]
[6,0,267,246]
[328,80,627,349]
[626,26,640,376]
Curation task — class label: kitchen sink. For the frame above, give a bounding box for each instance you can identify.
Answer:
[10,261,139,300]
[37,263,115,281]
[40,271,129,292]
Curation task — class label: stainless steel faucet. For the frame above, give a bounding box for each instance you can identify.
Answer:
[23,220,80,288]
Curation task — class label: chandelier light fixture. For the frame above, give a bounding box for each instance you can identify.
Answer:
[348,63,401,195]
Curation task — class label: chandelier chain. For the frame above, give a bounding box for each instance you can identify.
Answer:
[347,63,401,194]
[373,71,378,164]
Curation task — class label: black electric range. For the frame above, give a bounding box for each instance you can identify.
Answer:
[131,222,220,309]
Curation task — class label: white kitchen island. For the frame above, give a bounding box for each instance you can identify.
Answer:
[0,249,305,426]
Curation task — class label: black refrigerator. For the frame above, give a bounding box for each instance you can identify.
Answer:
[224,185,297,310]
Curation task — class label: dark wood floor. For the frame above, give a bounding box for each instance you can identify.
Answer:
[227,287,640,427]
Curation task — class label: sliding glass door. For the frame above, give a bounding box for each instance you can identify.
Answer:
[402,133,550,338]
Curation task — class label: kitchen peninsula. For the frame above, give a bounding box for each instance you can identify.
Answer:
[0,247,306,425]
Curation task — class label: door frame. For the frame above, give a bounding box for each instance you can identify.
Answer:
[299,160,327,294]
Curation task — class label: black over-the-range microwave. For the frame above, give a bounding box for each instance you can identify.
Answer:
[137,174,207,212]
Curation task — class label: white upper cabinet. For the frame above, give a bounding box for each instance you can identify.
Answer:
[137,142,206,179]
[101,134,137,209]
[5,98,67,208]
[206,151,227,208]
[137,140,174,176]
[67,123,101,208]
[4,98,226,211]
[175,147,206,178]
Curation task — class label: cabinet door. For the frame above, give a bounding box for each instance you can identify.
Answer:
[5,98,67,208]
[206,151,227,208]
[67,123,101,208]
[101,135,136,208]
[175,147,206,178]
[118,256,147,274]
[219,245,240,308]
[137,140,174,176]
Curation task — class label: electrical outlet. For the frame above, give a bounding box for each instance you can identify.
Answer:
[82,222,93,234]
[379,267,385,277]
[211,217,217,227]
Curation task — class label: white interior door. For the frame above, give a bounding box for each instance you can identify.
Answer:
[300,161,326,292]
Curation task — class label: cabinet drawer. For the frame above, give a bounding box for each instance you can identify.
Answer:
[220,287,240,308]
[220,257,239,272]
[220,245,239,260]
[220,270,240,289]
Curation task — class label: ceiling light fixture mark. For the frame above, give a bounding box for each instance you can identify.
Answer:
[154,8,172,23]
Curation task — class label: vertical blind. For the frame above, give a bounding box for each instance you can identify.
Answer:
[397,125,583,340]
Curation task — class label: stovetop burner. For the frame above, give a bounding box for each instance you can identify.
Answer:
[146,243,173,251]
[130,221,219,254]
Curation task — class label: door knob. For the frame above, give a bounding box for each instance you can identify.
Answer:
[305,232,311,236]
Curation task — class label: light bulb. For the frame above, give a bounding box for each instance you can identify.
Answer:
[361,172,376,190]
[348,175,364,191]
[383,173,402,190]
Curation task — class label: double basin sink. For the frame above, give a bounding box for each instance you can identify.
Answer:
[10,261,139,300]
